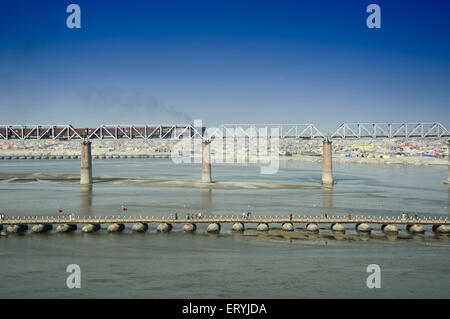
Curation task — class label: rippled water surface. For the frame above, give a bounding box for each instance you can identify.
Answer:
[1,159,449,298]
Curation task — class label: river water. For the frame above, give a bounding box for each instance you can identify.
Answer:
[0,159,449,298]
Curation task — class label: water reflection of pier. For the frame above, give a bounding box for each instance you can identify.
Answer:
[448,186,450,215]
[322,186,333,210]
[201,188,212,216]
[80,184,93,217]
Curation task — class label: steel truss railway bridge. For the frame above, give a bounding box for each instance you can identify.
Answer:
[0,122,449,186]
[0,122,449,140]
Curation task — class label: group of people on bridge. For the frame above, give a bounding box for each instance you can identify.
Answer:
[185,212,205,220]
[401,212,419,220]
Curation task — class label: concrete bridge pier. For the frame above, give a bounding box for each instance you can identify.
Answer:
[282,223,294,232]
[407,224,425,234]
[107,223,125,232]
[432,224,450,233]
[202,140,212,183]
[306,223,319,232]
[7,224,28,233]
[31,224,53,233]
[322,139,335,185]
[132,223,148,232]
[56,224,77,233]
[256,223,269,232]
[232,222,245,232]
[183,223,196,232]
[381,224,398,233]
[331,223,345,233]
[82,223,100,233]
[356,223,371,233]
[207,223,221,233]
[157,223,172,232]
[80,141,92,185]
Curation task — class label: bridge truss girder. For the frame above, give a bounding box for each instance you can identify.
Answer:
[0,122,448,140]
[0,124,204,140]
[214,124,325,139]
[330,122,450,139]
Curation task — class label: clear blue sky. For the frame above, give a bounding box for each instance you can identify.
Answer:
[1,0,449,130]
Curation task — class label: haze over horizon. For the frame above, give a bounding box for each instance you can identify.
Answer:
[1,0,449,130]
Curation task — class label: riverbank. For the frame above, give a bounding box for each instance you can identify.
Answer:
[1,137,448,166]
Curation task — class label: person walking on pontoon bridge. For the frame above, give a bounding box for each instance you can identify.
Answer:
[348,213,351,220]
[197,212,202,219]
[289,213,293,221]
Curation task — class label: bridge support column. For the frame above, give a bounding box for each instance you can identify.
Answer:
[306,223,319,232]
[207,223,221,233]
[406,224,424,234]
[322,139,334,185]
[382,224,398,233]
[433,225,450,233]
[56,224,77,233]
[256,223,269,232]
[331,223,345,233]
[107,223,125,232]
[31,224,53,233]
[202,140,212,183]
[82,223,100,233]
[282,223,294,232]
[132,223,148,232]
[232,222,245,232]
[183,223,196,232]
[80,141,92,185]
[7,224,28,233]
[356,223,371,233]
[157,223,172,232]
